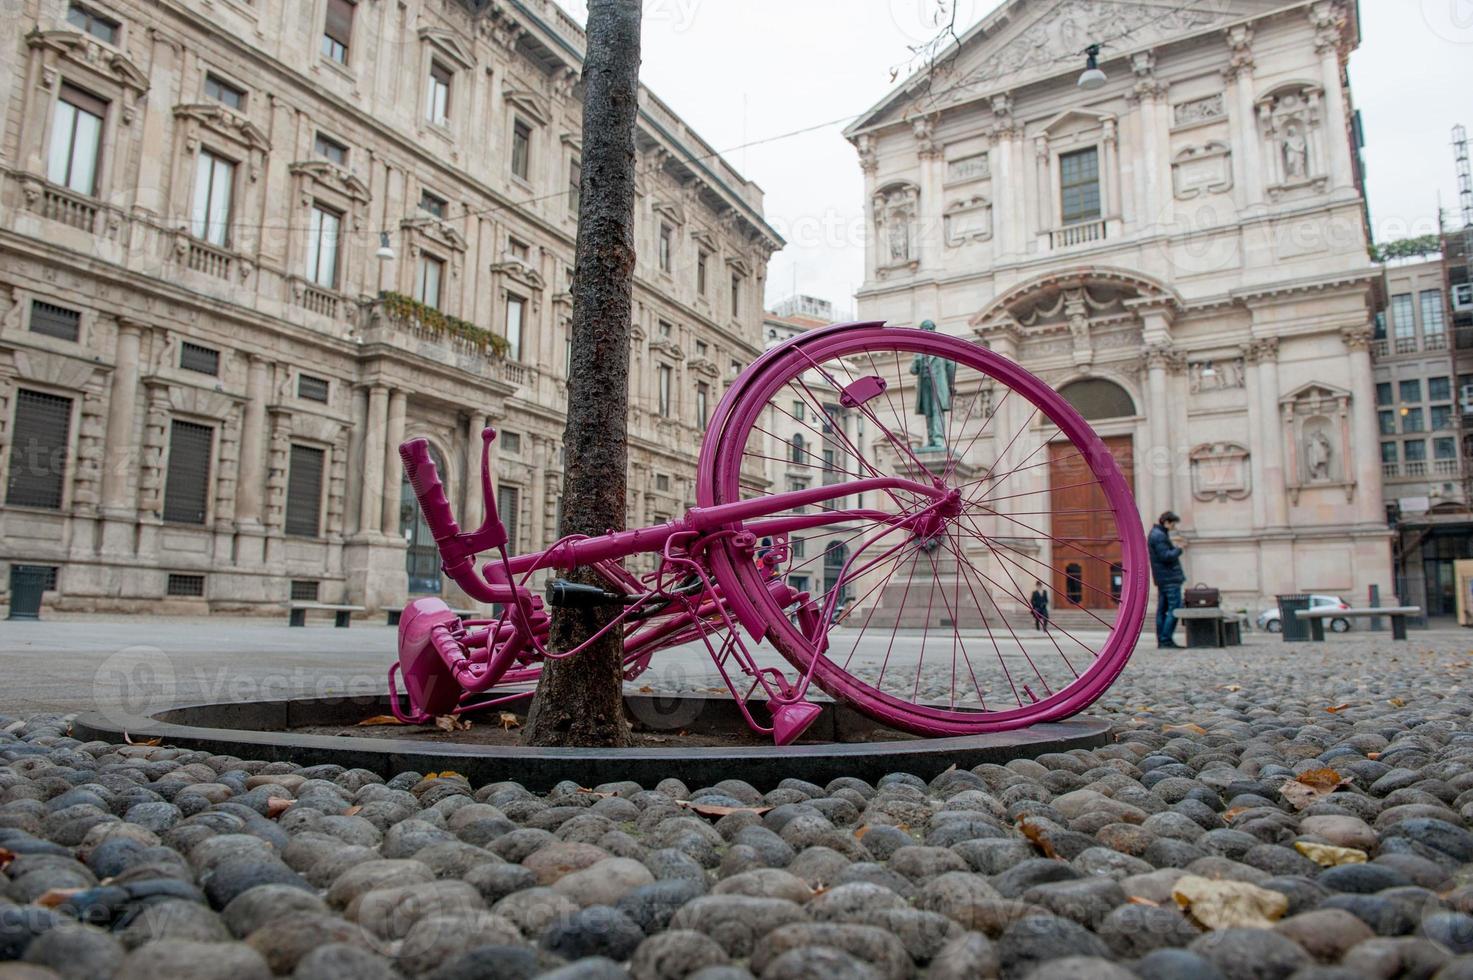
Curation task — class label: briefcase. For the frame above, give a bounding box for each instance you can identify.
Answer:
[1184,582,1220,608]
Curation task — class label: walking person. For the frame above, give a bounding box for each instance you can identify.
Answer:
[1030,580,1050,633]
[1149,511,1186,649]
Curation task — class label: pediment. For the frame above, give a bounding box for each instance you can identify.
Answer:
[652,198,684,226]
[289,160,370,203]
[503,88,549,125]
[848,0,1272,134]
[418,26,475,69]
[27,28,149,93]
[176,104,271,154]
[1037,107,1114,136]
[402,215,468,252]
[1280,380,1351,407]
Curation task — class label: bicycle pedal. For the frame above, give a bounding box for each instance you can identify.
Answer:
[770,701,822,746]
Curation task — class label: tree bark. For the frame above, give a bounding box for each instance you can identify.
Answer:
[522,0,641,747]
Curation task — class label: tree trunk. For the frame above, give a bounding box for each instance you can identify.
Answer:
[522,0,641,747]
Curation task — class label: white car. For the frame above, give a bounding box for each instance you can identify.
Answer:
[1257,595,1353,633]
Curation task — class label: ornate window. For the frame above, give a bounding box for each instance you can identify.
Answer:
[163,419,213,525]
[426,61,451,126]
[305,204,341,288]
[1059,148,1100,225]
[48,83,105,195]
[7,390,72,509]
[285,445,325,537]
[415,254,445,309]
[511,120,531,181]
[190,149,235,247]
[505,294,525,361]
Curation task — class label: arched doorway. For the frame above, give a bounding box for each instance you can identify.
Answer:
[400,443,447,594]
[1050,378,1135,610]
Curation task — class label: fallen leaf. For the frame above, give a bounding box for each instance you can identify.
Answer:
[344,805,363,817]
[356,715,407,727]
[1172,875,1288,929]
[1388,697,1406,708]
[0,848,13,871]
[1223,684,1243,692]
[1367,752,1381,761]
[122,732,162,747]
[1279,768,1351,811]
[1324,703,1351,713]
[1127,896,1160,907]
[676,800,774,819]
[498,712,520,731]
[265,798,294,819]
[854,825,872,839]
[638,686,654,693]
[1221,806,1249,823]
[35,888,86,908]
[435,715,471,732]
[1017,817,1061,860]
[1294,841,1368,867]
[1163,723,1207,736]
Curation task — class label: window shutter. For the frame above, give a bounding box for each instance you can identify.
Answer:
[59,83,109,120]
[324,0,354,46]
[497,485,520,553]
[431,62,452,86]
[6,390,72,509]
[285,444,325,537]
[30,301,81,341]
[163,420,213,524]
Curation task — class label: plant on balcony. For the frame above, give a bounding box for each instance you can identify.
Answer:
[377,290,510,357]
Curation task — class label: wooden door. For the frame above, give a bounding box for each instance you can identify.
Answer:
[1048,436,1133,610]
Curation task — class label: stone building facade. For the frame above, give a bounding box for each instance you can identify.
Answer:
[0,0,779,614]
[1376,256,1471,618]
[846,0,1392,615]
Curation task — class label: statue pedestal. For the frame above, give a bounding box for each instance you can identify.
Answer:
[859,453,1013,630]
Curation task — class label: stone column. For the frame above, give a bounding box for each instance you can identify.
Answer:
[1254,338,1288,528]
[462,411,493,531]
[381,389,407,536]
[1343,326,1384,524]
[1243,342,1268,530]
[235,355,271,530]
[1224,26,1261,206]
[1145,346,1172,522]
[1313,9,1354,194]
[359,385,388,535]
[99,320,144,555]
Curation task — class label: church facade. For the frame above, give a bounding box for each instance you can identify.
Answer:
[847,0,1391,614]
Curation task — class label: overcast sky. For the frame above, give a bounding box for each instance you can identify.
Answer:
[555,0,1473,314]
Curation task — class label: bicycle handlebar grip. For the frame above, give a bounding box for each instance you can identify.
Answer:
[399,438,461,543]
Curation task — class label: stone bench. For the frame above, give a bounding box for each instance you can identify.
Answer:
[384,605,478,627]
[1173,607,1245,649]
[1298,606,1421,641]
[283,601,366,628]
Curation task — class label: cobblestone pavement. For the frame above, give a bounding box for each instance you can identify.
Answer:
[2,625,1473,978]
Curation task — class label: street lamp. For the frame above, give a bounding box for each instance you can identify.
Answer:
[1078,44,1107,91]
[375,231,396,261]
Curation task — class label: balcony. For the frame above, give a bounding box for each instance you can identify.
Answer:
[1405,460,1427,477]
[1049,220,1107,250]
[291,277,341,319]
[1434,459,1463,477]
[40,183,99,231]
[1394,336,1419,355]
[361,292,520,389]
[1370,339,1389,358]
[185,239,234,280]
[1382,462,1400,479]
[1425,332,1448,351]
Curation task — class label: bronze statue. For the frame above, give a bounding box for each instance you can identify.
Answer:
[910,320,955,452]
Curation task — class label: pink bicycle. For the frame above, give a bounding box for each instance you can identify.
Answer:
[390,321,1147,744]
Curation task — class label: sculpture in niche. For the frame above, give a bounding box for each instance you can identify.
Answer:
[1190,442,1251,502]
[873,183,920,273]
[1257,87,1327,198]
[1280,382,1354,502]
[1305,424,1333,482]
[1283,122,1309,180]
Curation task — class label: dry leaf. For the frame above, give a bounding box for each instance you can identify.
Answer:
[425,771,465,781]
[435,715,471,732]
[498,712,520,731]
[356,715,406,727]
[676,800,774,819]
[1221,806,1249,823]
[1223,684,1243,692]
[1324,703,1351,713]
[637,686,654,693]
[1163,723,1207,736]
[122,732,162,746]
[35,888,86,908]
[1295,841,1368,867]
[344,805,363,817]
[1017,817,1061,860]
[1172,875,1288,929]
[1279,768,1351,811]
[1388,697,1406,708]
[0,848,14,871]
[1367,752,1381,761]
[1127,896,1160,907]
[265,798,294,819]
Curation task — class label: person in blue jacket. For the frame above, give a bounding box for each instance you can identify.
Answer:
[1148,511,1186,648]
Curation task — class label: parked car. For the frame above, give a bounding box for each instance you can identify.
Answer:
[1257,595,1353,633]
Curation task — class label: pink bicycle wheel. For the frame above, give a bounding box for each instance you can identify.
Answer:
[697,322,1148,736]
